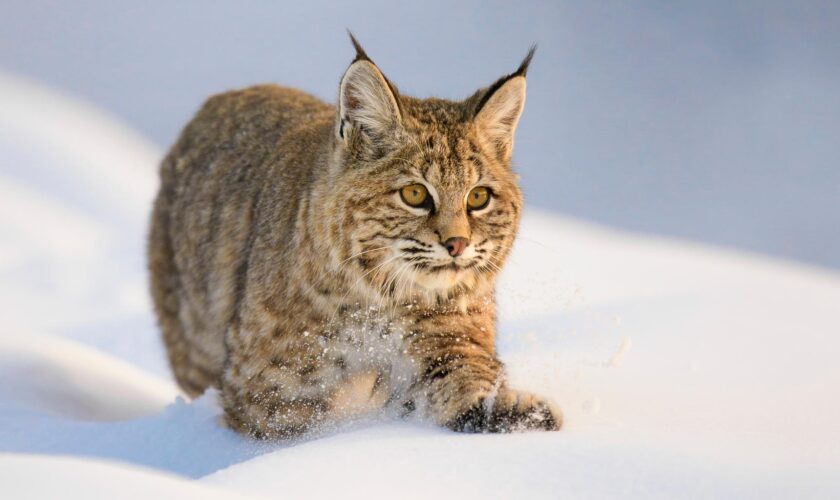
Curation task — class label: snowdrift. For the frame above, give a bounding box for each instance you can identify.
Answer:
[1,73,839,498]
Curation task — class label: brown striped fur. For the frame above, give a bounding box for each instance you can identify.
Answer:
[148,36,560,438]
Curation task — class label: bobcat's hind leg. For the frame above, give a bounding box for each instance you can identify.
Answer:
[149,187,222,397]
[149,188,209,397]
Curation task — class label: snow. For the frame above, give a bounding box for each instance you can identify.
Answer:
[0,335,177,421]
[1,73,840,498]
[0,454,256,500]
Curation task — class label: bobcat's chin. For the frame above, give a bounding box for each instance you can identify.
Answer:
[412,264,477,293]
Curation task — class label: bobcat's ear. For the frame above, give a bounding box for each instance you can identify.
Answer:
[337,34,402,148]
[473,46,534,160]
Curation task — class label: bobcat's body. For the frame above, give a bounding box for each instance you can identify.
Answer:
[149,38,561,438]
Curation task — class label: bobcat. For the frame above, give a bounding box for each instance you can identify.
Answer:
[148,34,561,439]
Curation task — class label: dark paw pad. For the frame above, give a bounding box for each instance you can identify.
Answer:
[447,401,490,433]
[494,402,560,432]
[447,398,561,434]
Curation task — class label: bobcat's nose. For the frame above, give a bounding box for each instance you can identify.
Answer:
[443,237,469,257]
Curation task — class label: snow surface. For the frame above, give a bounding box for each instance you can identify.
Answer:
[1,73,839,498]
[0,454,256,500]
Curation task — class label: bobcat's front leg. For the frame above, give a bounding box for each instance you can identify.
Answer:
[406,312,561,433]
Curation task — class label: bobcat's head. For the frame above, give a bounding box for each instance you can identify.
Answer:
[326,35,531,305]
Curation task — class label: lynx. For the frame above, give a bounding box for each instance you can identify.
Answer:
[148,35,561,439]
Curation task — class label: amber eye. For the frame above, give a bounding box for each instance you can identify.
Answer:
[467,186,491,210]
[400,183,429,208]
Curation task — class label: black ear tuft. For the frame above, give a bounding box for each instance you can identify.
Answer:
[474,46,537,115]
[347,30,371,63]
[513,45,537,78]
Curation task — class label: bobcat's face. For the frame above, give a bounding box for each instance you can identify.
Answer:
[326,48,529,304]
[335,124,522,302]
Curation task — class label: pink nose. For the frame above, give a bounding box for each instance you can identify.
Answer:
[443,237,469,257]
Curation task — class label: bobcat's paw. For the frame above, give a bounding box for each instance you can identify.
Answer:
[447,390,561,433]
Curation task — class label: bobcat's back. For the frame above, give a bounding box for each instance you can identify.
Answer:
[148,85,334,395]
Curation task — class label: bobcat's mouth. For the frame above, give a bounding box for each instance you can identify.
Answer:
[359,238,498,296]
[428,260,479,273]
[394,255,486,295]
[409,264,473,293]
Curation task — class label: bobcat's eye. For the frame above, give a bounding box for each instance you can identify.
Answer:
[467,186,491,211]
[400,183,430,208]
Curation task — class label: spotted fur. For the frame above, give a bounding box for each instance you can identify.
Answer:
[148,36,561,439]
